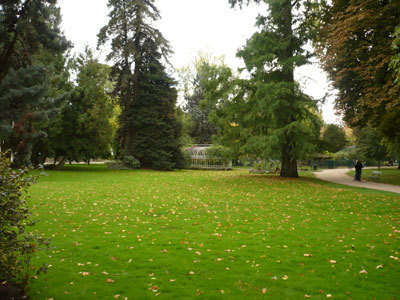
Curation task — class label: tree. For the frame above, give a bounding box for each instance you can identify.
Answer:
[180,56,218,144]
[0,0,70,82]
[354,126,388,169]
[313,1,400,139]
[205,0,322,177]
[0,0,70,166]
[321,124,347,153]
[50,49,115,168]
[98,0,184,170]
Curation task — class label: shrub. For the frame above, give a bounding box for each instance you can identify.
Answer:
[106,156,141,170]
[122,156,141,169]
[183,151,192,169]
[0,152,48,289]
[105,161,131,170]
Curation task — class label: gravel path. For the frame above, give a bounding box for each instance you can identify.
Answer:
[313,168,400,194]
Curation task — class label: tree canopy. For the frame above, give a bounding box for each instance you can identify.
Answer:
[202,0,322,177]
[98,0,184,170]
[314,0,400,143]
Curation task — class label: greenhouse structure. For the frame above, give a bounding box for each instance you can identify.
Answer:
[185,144,232,170]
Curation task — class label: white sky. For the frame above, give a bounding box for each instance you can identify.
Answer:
[58,0,341,124]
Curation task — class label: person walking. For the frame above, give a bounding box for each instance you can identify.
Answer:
[354,160,363,181]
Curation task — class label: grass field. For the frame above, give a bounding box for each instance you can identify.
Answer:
[26,165,399,299]
[348,168,400,186]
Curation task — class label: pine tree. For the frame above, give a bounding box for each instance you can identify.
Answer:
[98,0,183,170]
[208,0,322,177]
[0,0,70,166]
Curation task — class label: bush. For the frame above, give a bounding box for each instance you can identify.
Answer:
[183,151,192,169]
[0,152,48,289]
[105,161,131,170]
[122,156,141,169]
[106,156,141,170]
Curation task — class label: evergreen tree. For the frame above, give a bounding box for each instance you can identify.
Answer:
[50,49,115,168]
[98,0,183,170]
[0,0,70,82]
[0,0,70,166]
[207,0,322,177]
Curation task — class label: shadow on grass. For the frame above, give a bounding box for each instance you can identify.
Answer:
[44,164,112,173]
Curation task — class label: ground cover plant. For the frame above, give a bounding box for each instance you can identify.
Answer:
[348,168,400,186]
[27,165,399,299]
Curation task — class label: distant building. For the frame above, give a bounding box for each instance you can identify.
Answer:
[185,144,232,170]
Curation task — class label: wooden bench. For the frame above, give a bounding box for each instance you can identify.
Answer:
[368,171,381,182]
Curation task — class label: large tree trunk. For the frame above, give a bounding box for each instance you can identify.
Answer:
[279,3,298,179]
[280,143,298,178]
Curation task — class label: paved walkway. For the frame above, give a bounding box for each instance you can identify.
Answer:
[313,168,400,194]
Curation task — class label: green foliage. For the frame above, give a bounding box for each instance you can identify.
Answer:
[205,145,234,160]
[354,126,388,166]
[0,1,70,167]
[333,146,359,161]
[0,152,47,288]
[106,156,141,170]
[182,150,192,169]
[313,0,400,144]
[176,107,194,147]
[180,55,219,144]
[321,124,347,153]
[122,155,141,169]
[203,0,323,177]
[98,0,184,170]
[0,0,70,82]
[390,25,400,84]
[0,65,50,166]
[50,49,115,166]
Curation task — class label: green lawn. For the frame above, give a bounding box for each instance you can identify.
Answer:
[348,168,400,186]
[27,165,399,299]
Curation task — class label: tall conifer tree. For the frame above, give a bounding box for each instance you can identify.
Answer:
[0,0,70,166]
[210,0,322,177]
[98,0,183,170]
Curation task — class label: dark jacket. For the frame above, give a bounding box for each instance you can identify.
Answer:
[355,162,363,171]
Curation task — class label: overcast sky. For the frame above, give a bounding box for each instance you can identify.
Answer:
[58,0,340,124]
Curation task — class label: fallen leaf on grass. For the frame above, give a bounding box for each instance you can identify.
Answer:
[107,279,115,283]
[262,288,267,294]
[305,295,311,298]
[304,254,312,257]
[282,275,288,280]
[376,264,383,269]
[359,269,368,274]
